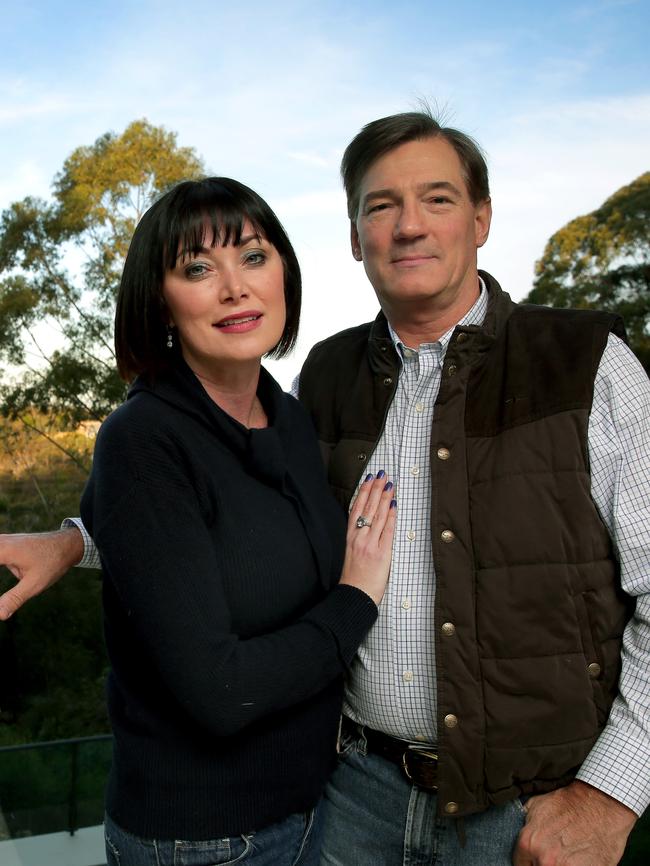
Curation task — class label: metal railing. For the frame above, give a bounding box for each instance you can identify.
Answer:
[0,734,111,840]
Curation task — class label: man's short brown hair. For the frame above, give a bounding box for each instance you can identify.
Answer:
[341,109,490,219]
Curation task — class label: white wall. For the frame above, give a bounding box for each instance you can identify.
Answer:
[0,825,105,866]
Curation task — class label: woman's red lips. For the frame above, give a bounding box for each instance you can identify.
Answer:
[214,311,263,332]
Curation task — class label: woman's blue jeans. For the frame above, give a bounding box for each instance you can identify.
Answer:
[104,801,323,866]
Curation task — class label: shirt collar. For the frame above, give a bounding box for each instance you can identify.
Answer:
[388,276,488,360]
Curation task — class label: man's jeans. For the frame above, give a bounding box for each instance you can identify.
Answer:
[320,729,527,866]
[104,802,324,866]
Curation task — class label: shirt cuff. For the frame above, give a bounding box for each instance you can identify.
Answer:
[60,518,101,570]
[576,723,650,816]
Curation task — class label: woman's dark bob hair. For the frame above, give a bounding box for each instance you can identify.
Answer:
[115,177,301,382]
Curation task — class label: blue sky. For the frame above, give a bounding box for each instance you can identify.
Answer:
[1,0,648,386]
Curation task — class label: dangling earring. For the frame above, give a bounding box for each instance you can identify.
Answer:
[166,326,174,349]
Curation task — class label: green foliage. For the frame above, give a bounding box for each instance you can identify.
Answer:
[0,119,205,436]
[525,173,650,370]
[0,738,111,835]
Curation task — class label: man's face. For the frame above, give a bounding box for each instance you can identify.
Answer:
[351,136,491,314]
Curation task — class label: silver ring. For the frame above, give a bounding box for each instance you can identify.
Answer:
[356,516,372,529]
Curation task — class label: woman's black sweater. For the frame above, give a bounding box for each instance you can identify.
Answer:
[80,361,377,840]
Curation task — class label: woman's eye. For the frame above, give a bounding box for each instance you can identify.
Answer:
[244,251,266,265]
[184,262,208,278]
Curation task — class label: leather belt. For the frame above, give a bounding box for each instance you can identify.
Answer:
[341,716,439,791]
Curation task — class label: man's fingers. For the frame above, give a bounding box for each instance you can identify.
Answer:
[511,838,532,866]
[0,585,27,621]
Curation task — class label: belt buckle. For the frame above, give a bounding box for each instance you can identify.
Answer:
[401,745,439,787]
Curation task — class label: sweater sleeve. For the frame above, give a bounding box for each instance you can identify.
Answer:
[81,406,377,738]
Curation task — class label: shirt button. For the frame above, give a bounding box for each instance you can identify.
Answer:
[445,802,459,815]
[588,662,601,678]
[403,671,413,682]
[437,447,451,460]
[444,714,458,728]
[441,622,456,636]
[441,529,455,543]
[447,364,457,377]
[415,402,424,413]
[410,466,420,477]
[415,733,427,742]
[407,530,416,542]
[383,376,393,386]
[401,599,411,610]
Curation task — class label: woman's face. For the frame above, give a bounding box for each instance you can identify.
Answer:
[162,220,286,376]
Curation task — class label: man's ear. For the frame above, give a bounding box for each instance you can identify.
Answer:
[475,197,492,249]
[350,221,362,261]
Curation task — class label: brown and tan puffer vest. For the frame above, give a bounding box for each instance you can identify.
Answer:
[299,271,633,817]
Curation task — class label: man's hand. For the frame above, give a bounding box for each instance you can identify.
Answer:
[513,780,637,866]
[0,528,84,620]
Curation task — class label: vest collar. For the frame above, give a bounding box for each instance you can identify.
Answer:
[366,270,517,372]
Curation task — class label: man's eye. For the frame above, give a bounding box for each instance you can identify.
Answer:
[429,196,450,205]
[367,203,390,214]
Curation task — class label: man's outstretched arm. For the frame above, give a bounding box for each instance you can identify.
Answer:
[0,526,85,620]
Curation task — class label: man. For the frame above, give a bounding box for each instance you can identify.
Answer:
[1,110,648,864]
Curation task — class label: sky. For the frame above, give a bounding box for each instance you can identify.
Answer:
[1,0,648,387]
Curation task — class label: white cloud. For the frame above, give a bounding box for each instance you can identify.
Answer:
[287,151,332,169]
[0,159,49,206]
[480,93,650,299]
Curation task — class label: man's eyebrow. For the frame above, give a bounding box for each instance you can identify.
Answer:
[361,180,462,207]
[418,180,463,197]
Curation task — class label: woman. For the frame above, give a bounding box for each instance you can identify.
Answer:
[80,177,396,865]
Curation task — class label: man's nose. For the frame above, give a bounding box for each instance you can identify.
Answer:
[394,199,426,240]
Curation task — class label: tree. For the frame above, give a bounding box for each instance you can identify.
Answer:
[525,172,650,370]
[0,120,205,461]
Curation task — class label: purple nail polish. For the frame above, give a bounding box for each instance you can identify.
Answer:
[365,473,374,482]
[384,481,393,492]
[377,469,386,479]
[390,499,397,509]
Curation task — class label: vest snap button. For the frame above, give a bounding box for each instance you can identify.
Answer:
[441,529,455,543]
[441,622,456,636]
[444,714,458,728]
[588,662,601,678]
[383,376,393,386]
[447,364,457,377]
[437,447,451,461]
[445,801,459,814]
[357,453,367,461]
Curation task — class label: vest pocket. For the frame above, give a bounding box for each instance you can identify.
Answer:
[573,591,608,724]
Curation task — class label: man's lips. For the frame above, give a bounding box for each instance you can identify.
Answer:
[391,254,436,267]
[213,311,263,332]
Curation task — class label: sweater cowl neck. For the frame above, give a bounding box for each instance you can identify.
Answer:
[129,359,334,588]
[129,360,290,489]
